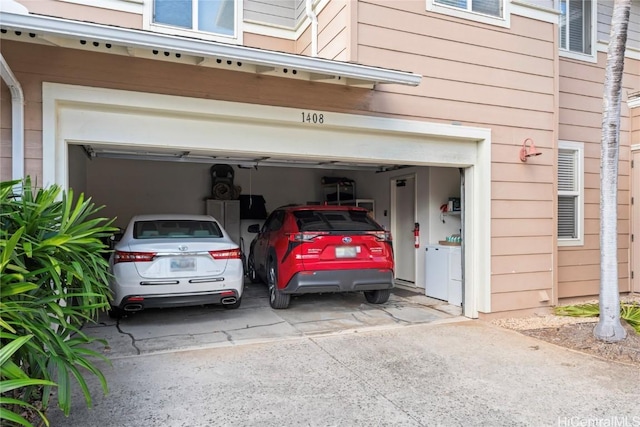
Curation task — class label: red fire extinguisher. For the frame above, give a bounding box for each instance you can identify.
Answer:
[414,222,420,248]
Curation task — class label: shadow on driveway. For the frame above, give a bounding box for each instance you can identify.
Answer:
[84,282,461,358]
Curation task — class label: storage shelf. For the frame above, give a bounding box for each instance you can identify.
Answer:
[322,180,355,204]
[440,210,461,223]
[327,198,375,218]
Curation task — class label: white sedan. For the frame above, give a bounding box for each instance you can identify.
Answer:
[107,214,244,318]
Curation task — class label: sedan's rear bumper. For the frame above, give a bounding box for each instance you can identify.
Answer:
[115,289,241,311]
[109,260,244,309]
[283,269,394,294]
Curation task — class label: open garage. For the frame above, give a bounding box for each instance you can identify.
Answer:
[45,83,491,318]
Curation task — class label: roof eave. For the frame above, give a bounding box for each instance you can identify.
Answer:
[0,11,422,87]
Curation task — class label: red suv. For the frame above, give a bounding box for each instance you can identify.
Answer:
[246,205,394,309]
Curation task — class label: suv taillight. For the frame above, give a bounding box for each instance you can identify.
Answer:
[209,249,242,259]
[287,232,329,242]
[114,251,156,264]
[366,231,392,241]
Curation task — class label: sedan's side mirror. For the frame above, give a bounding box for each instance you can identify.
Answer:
[247,224,260,233]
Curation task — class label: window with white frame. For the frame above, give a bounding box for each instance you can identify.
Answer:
[434,0,503,18]
[153,0,236,37]
[558,142,584,245]
[559,0,593,55]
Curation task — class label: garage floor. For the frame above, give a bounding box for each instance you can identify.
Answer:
[82,281,461,359]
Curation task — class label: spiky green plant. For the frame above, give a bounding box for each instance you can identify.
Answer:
[620,303,640,332]
[1,177,117,425]
[0,334,57,427]
[554,303,600,318]
[554,302,640,334]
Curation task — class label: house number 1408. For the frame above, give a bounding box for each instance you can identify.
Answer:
[301,112,324,124]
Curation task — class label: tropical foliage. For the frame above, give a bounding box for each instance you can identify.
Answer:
[555,302,640,334]
[1,177,116,426]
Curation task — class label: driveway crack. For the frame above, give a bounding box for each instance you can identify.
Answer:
[378,307,411,324]
[116,320,141,355]
[127,321,289,343]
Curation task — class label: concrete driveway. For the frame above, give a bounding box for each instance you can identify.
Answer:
[82,282,460,358]
[47,308,639,427]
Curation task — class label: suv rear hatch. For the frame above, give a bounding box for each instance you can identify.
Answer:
[290,209,393,271]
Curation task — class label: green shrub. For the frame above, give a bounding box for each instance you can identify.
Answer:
[1,177,117,425]
[554,302,640,334]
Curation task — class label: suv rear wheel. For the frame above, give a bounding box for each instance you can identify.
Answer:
[364,289,391,304]
[268,260,290,309]
[247,254,262,284]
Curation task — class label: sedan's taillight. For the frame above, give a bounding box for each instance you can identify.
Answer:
[287,232,329,242]
[114,251,156,264]
[209,249,242,259]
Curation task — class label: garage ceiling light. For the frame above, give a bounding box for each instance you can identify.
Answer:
[0,10,422,88]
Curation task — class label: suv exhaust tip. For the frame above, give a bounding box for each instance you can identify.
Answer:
[221,297,237,305]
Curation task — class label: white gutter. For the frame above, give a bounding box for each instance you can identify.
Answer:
[0,11,422,86]
[0,53,24,181]
[305,0,318,57]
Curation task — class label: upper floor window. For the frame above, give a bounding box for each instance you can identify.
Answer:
[559,0,593,56]
[426,0,508,27]
[435,0,502,17]
[153,0,236,37]
[558,141,584,246]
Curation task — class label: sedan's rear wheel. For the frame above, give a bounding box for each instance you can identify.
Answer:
[268,261,290,309]
[247,254,262,284]
[364,289,391,304]
[107,306,125,319]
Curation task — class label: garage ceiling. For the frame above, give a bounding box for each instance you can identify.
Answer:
[81,144,411,172]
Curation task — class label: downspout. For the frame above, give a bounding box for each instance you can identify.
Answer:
[0,54,24,181]
[305,0,318,57]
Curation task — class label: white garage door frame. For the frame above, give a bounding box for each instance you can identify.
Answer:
[42,82,492,318]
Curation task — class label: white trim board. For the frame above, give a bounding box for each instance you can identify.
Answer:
[42,82,491,318]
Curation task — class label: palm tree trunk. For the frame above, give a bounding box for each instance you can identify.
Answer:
[594,0,631,342]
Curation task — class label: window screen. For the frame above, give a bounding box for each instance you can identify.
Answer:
[435,0,502,17]
[559,0,592,54]
[154,0,235,36]
[558,149,580,239]
[154,0,192,29]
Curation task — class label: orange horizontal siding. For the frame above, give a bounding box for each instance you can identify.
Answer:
[491,201,553,219]
[492,218,554,237]
[492,182,553,201]
[492,236,552,255]
[492,253,552,275]
[491,289,552,312]
[492,271,552,293]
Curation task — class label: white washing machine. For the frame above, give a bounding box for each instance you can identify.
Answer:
[425,245,462,305]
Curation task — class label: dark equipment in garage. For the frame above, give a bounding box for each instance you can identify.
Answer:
[239,194,268,219]
[210,164,240,200]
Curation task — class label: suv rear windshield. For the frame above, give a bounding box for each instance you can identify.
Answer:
[293,210,382,232]
[134,220,223,239]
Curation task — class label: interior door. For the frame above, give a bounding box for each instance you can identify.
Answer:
[632,150,639,292]
[393,176,416,283]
